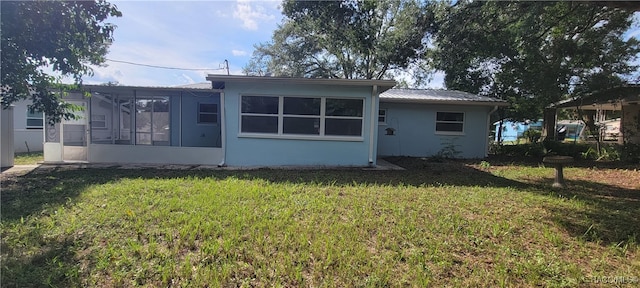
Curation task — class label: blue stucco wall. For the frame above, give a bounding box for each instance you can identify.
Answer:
[377,103,494,158]
[223,82,376,166]
[180,92,221,147]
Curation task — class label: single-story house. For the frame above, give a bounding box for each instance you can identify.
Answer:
[33,76,507,167]
[546,85,640,144]
[9,99,45,153]
[1,100,44,167]
[1,105,15,167]
[377,89,507,158]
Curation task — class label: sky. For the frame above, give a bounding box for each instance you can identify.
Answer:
[81,0,287,86]
[78,1,639,89]
[77,0,446,88]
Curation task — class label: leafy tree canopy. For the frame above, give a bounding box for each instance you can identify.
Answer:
[244,0,436,81]
[1,0,121,123]
[431,1,640,121]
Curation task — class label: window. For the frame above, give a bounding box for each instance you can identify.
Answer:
[26,110,44,129]
[325,98,363,136]
[283,97,321,135]
[91,114,107,129]
[198,103,218,124]
[241,96,279,133]
[240,95,364,139]
[378,109,387,124]
[436,112,464,133]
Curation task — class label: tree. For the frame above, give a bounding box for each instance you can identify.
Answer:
[244,0,436,81]
[1,0,121,123]
[431,1,640,122]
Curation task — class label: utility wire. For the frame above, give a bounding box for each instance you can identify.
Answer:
[105,58,227,71]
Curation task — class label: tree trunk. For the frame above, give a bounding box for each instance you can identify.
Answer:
[542,108,557,141]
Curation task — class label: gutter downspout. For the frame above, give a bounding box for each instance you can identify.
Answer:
[485,106,499,157]
[368,85,378,166]
[218,91,226,167]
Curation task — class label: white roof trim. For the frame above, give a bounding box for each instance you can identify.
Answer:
[206,75,396,91]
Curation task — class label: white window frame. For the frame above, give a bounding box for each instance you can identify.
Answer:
[26,110,44,129]
[198,103,218,125]
[239,95,365,141]
[435,111,465,135]
[91,114,108,129]
[378,109,387,125]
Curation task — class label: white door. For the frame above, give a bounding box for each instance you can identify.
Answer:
[62,101,88,161]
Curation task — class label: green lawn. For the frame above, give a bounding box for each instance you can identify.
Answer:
[1,158,638,287]
[13,151,44,165]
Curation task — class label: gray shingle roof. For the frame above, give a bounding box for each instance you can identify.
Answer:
[380,88,508,106]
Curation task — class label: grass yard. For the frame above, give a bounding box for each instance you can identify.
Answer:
[1,157,639,287]
[13,151,44,165]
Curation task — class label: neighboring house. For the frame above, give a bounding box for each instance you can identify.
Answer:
[9,99,45,153]
[377,89,507,158]
[40,76,507,167]
[555,120,586,141]
[493,120,543,142]
[547,85,640,144]
[600,118,621,141]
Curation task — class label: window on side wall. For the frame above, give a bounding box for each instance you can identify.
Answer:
[378,109,387,125]
[91,114,107,129]
[198,103,218,124]
[435,112,464,134]
[239,95,364,139]
[26,110,44,129]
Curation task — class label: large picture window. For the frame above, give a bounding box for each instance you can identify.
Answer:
[240,95,364,139]
[436,112,464,133]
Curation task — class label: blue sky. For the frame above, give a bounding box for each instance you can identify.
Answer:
[82,0,286,86]
[79,0,446,88]
[80,1,638,89]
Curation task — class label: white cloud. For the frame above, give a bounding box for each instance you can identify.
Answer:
[233,0,276,31]
[232,49,248,56]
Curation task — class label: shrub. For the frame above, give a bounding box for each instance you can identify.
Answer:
[495,143,545,157]
[621,143,640,163]
[542,140,591,158]
[522,129,542,143]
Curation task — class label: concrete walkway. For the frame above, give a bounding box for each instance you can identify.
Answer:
[1,165,40,176]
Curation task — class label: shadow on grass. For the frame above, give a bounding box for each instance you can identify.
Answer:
[1,237,81,288]
[1,158,638,286]
[526,177,640,246]
[480,154,640,170]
